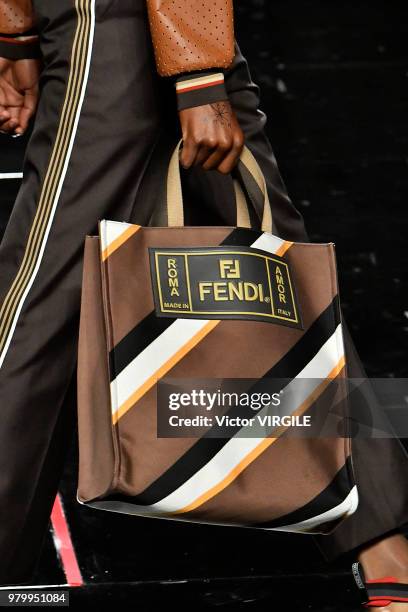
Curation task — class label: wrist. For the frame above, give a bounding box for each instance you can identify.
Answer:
[175,71,229,112]
[0,31,40,61]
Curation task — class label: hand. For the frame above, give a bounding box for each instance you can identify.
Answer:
[0,57,41,136]
[178,100,245,174]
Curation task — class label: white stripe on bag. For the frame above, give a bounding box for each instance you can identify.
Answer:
[108,224,293,421]
[266,485,359,533]
[126,326,344,515]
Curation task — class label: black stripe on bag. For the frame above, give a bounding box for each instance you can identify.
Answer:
[221,227,263,247]
[253,456,353,529]
[109,228,263,381]
[109,314,173,380]
[105,296,340,506]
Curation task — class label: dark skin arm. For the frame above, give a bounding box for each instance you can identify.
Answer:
[0,58,40,135]
[179,101,245,174]
[0,59,244,173]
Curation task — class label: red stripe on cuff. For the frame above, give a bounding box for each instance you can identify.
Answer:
[177,78,225,94]
[0,36,38,45]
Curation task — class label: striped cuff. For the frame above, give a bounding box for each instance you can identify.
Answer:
[0,31,40,60]
[175,71,229,111]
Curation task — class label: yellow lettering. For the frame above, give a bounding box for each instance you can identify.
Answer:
[199,282,212,301]
[213,283,228,301]
[219,259,240,279]
[228,282,244,300]
[167,258,179,297]
[275,266,286,304]
[243,283,259,301]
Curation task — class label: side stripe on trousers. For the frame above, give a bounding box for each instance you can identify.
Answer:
[0,0,96,368]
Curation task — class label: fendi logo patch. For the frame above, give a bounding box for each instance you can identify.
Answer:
[149,246,302,329]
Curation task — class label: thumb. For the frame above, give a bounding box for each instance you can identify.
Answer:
[15,88,38,134]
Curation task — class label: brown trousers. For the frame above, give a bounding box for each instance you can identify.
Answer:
[0,0,407,585]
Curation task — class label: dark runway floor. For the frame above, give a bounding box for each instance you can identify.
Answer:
[0,1,407,609]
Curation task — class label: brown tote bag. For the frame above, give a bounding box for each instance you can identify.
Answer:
[76,139,358,535]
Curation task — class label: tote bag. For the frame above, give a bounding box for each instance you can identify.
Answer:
[76,140,358,535]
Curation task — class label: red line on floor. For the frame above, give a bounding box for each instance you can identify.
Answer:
[50,494,83,587]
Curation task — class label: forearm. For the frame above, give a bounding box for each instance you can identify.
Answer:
[146,0,234,110]
[0,0,40,60]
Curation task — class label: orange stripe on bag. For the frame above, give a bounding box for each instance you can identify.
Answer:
[112,319,220,424]
[276,241,294,257]
[169,356,346,516]
[101,225,141,261]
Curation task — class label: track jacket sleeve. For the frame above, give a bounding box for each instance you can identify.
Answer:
[146,0,235,111]
[0,0,40,60]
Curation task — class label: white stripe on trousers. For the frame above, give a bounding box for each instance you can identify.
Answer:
[0,1,96,369]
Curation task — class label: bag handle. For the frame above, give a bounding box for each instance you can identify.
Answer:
[166,138,273,233]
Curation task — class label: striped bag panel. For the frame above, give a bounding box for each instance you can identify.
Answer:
[77,221,357,534]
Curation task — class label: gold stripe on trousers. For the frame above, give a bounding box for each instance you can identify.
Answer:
[0,0,94,364]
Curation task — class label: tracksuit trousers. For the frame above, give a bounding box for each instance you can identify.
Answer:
[1,0,408,585]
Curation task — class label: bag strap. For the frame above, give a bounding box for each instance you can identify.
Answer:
[233,179,251,229]
[166,138,273,233]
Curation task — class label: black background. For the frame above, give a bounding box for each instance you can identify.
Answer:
[0,1,407,609]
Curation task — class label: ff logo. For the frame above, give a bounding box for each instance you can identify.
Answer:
[149,246,302,329]
[198,256,266,304]
[219,259,240,279]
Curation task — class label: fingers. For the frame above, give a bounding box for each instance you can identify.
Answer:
[0,64,39,135]
[201,134,244,173]
[0,89,37,135]
[217,134,245,174]
[0,93,21,134]
[0,105,11,131]
[188,133,244,174]
[0,106,20,134]
[16,93,37,134]
[179,136,199,169]
[0,78,22,133]
[180,132,244,173]
[0,102,12,133]
[192,142,217,167]
[178,103,245,175]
